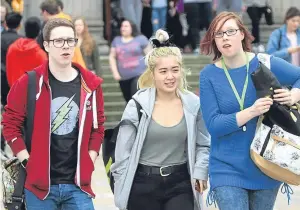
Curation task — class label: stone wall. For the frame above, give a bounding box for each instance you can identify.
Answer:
[22,0,300,54]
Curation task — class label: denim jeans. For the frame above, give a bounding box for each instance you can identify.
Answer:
[214,186,279,210]
[152,7,167,34]
[184,2,212,50]
[24,184,94,210]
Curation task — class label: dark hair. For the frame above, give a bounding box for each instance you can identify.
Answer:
[5,12,22,29]
[200,11,254,61]
[40,0,59,15]
[121,19,140,37]
[284,7,300,23]
[43,18,75,41]
[56,0,64,10]
[25,17,42,39]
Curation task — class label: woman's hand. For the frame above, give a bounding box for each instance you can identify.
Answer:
[195,180,208,194]
[113,72,121,81]
[249,97,273,117]
[273,89,294,106]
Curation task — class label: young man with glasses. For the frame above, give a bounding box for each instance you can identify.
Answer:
[2,18,105,209]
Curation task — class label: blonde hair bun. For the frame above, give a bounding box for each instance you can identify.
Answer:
[155,29,169,43]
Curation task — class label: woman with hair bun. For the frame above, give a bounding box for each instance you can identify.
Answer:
[110,29,211,210]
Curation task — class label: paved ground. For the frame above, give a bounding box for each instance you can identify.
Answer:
[93,156,300,210]
[1,146,299,209]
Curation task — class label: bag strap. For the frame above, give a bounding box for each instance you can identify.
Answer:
[25,71,37,153]
[118,99,142,128]
[111,99,143,143]
[278,29,282,50]
[9,71,37,210]
[132,98,142,122]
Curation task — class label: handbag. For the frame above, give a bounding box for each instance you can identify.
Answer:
[2,71,37,210]
[250,53,300,185]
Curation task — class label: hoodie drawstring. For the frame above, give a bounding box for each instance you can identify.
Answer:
[206,189,217,208]
[281,183,293,205]
[92,91,98,129]
[36,75,43,100]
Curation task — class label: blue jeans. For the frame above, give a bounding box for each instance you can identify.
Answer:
[24,184,94,210]
[214,186,279,210]
[152,7,167,34]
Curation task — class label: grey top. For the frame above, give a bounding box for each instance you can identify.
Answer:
[139,117,187,167]
[110,88,211,210]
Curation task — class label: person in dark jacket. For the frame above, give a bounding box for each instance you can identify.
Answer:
[1,11,22,159]
[74,17,102,76]
[1,12,22,106]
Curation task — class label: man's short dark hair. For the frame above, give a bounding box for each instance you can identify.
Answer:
[43,18,75,41]
[5,12,22,29]
[40,0,59,15]
[25,17,42,39]
[56,0,64,10]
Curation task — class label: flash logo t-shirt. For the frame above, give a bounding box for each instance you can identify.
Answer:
[49,69,80,184]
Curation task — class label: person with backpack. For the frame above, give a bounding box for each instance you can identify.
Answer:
[200,11,300,210]
[1,18,105,209]
[266,7,300,66]
[110,29,211,210]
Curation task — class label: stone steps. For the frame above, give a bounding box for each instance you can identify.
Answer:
[101,22,282,128]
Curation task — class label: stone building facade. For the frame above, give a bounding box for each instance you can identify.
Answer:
[22,0,299,54]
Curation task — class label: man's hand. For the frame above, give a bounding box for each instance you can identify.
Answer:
[195,180,208,194]
[88,150,98,164]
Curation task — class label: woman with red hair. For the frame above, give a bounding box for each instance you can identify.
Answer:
[199,12,300,210]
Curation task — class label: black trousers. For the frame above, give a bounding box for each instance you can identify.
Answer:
[184,2,212,50]
[119,76,139,103]
[127,165,194,210]
[247,6,266,44]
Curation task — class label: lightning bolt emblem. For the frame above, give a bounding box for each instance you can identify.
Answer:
[51,94,76,133]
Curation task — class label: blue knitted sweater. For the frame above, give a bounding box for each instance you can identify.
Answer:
[199,55,300,191]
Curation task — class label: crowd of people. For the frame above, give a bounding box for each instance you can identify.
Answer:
[1,0,300,210]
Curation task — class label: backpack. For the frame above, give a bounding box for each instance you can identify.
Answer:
[250,53,300,186]
[2,70,36,210]
[102,99,142,192]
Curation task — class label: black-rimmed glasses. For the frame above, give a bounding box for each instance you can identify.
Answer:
[48,38,78,48]
[214,29,240,38]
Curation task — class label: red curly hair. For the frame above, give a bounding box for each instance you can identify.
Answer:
[200,12,254,61]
